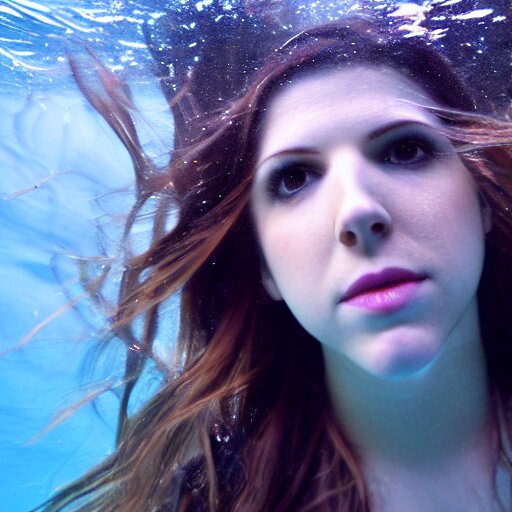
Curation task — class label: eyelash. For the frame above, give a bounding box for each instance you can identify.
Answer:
[265,134,443,202]
[266,161,320,201]
[378,135,438,167]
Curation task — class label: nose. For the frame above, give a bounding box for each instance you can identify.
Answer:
[332,156,392,250]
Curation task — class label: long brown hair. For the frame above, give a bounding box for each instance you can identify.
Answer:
[40,16,512,512]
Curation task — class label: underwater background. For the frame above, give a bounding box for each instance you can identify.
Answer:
[0,1,509,510]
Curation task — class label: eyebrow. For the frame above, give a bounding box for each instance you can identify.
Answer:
[367,120,437,140]
[256,147,319,169]
[256,119,439,170]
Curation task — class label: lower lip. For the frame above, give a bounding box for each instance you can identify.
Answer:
[343,280,423,313]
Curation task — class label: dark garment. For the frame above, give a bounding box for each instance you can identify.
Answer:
[165,432,246,512]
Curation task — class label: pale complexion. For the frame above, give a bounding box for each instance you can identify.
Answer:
[250,67,503,510]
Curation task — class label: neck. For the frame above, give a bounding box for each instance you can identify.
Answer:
[323,300,500,509]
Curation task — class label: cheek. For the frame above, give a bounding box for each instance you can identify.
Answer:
[408,163,485,247]
[263,227,314,285]
[415,167,487,291]
[440,174,485,252]
[257,210,332,301]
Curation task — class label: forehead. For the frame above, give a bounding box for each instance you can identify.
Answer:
[257,66,442,161]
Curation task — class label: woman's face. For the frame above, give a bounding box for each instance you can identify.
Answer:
[250,66,490,378]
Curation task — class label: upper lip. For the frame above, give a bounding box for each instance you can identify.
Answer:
[341,267,427,302]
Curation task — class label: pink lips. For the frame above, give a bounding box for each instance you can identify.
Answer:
[341,267,426,313]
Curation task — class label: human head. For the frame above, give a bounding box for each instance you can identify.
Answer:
[144,15,511,506]
[160,14,512,391]
[250,64,490,378]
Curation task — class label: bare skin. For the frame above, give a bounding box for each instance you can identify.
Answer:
[251,67,504,510]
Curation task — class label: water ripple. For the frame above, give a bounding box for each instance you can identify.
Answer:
[0,0,509,93]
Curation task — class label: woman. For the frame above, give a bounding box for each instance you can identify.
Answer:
[42,16,512,511]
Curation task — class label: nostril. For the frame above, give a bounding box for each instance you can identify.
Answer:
[340,230,357,246]
[371,222,386,235]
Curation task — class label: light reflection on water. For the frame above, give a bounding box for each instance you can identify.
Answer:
[1,0,510,93]
[0,1,509,510]
[0,0,162,88]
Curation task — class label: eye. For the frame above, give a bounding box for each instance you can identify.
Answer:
[266,162,319,200]
[382,139,433,166]
[373,124,452,168]
[386,140,428,165]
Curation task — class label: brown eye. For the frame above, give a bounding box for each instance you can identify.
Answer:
[267,162,319,200]
[373,125,450,169]
[281,167,309,194]
[389,142,426,163]
[385,140,430,165]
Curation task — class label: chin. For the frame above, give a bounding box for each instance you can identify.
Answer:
[364,334,441,380]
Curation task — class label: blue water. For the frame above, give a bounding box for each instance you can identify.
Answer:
[0,1,509,510]
[0,84,174,509]
[0,21,173,506]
